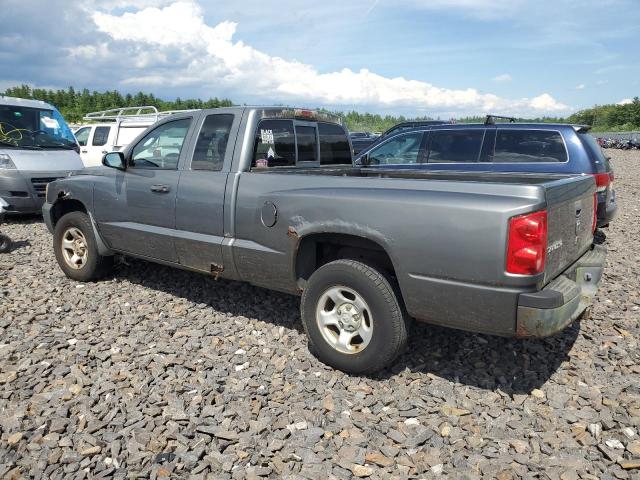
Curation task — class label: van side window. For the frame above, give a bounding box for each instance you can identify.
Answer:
[253,120,296,168]
[92,126,110,147]
[368,132,424,165]
[192,114,234,171]
[494,130,567,163]
[318,122,351,165]
[427,130,483,163]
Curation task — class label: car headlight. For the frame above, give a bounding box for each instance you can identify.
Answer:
[0,154,17,169]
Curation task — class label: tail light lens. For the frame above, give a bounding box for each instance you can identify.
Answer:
[592,194,598,233]
[593,172,612,193]
[506,210,548,275]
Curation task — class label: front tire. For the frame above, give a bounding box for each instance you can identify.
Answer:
[300,259,408,374]
[53,211,113,281]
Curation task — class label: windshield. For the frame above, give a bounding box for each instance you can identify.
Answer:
[0,105,77,149]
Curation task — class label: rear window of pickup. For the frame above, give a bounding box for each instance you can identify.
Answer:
[253,119,351,169]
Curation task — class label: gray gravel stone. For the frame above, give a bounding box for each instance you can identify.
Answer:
[1,150,639,478]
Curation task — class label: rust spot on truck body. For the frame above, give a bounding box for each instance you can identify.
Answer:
[211,263,224,280]
[287,226,299,239]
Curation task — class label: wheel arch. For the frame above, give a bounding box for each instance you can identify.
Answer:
[51,199,113,256]
[294,231,401,290]
[49,198,88,228]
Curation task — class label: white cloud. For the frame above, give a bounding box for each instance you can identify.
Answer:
[575,84,586,90]
[91,1,569,114]
[492,73,512,83]
[617,98,633,105]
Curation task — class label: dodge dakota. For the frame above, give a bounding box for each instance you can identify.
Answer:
[43,107,606,373]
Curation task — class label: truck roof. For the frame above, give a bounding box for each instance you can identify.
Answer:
[183,106,343,124]
[0,95,57,110]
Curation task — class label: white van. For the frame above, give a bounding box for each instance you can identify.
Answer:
[0,96,84,214]
[74,106,195,167]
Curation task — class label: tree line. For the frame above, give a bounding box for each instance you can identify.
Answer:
[2,85,233,123]
[566,98,640,132]
[2,84,639,132]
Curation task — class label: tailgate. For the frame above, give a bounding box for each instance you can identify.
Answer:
[543,176,596,284]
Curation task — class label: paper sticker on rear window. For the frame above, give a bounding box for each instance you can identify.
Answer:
[261,129,274,144]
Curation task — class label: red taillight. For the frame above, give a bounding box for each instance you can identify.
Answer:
[506,210,548,275]
[593,173,611,193]
[592,193,598,233]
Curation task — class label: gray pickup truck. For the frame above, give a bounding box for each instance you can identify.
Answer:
[43,107,606,373]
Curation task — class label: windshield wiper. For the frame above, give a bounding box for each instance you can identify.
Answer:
[37,144,77,150]
[0,140,43,150]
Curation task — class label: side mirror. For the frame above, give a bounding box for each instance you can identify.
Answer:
[359,154,370,166]
[102,152,126,170]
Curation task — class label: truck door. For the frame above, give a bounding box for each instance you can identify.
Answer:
[84,125,112,167]
[74,126,92,165]
[174,112,239,273]
[94,117,194,263]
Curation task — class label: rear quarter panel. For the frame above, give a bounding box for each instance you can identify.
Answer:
[233,172,548,334]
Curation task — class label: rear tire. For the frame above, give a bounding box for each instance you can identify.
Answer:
[53,211,113,281]
[300,259,408,374]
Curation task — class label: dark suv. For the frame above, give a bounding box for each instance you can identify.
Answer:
[355,121,617,227]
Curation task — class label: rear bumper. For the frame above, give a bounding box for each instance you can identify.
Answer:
[516,245,606,337]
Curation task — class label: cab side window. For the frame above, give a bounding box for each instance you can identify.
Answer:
[191,114,234,171]
[92,126,110,147]
[131,118,191,169]
[368,132,423,165]
[74,127,90,147]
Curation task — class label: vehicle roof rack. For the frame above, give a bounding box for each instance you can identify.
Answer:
[485,115,517,125]
[83,106,197,123]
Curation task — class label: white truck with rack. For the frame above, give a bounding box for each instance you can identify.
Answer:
[74,106,195,167]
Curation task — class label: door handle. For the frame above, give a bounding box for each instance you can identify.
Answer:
[81,149,87,153]
[150,184,170,193]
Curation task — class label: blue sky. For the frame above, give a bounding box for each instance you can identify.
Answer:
[0,0,638,117]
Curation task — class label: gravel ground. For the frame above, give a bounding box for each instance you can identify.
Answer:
[1,150,639,480]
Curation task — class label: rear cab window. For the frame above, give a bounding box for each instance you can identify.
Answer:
[493,130,567,163]
[253,119,351,169]
[318,122,352,165]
